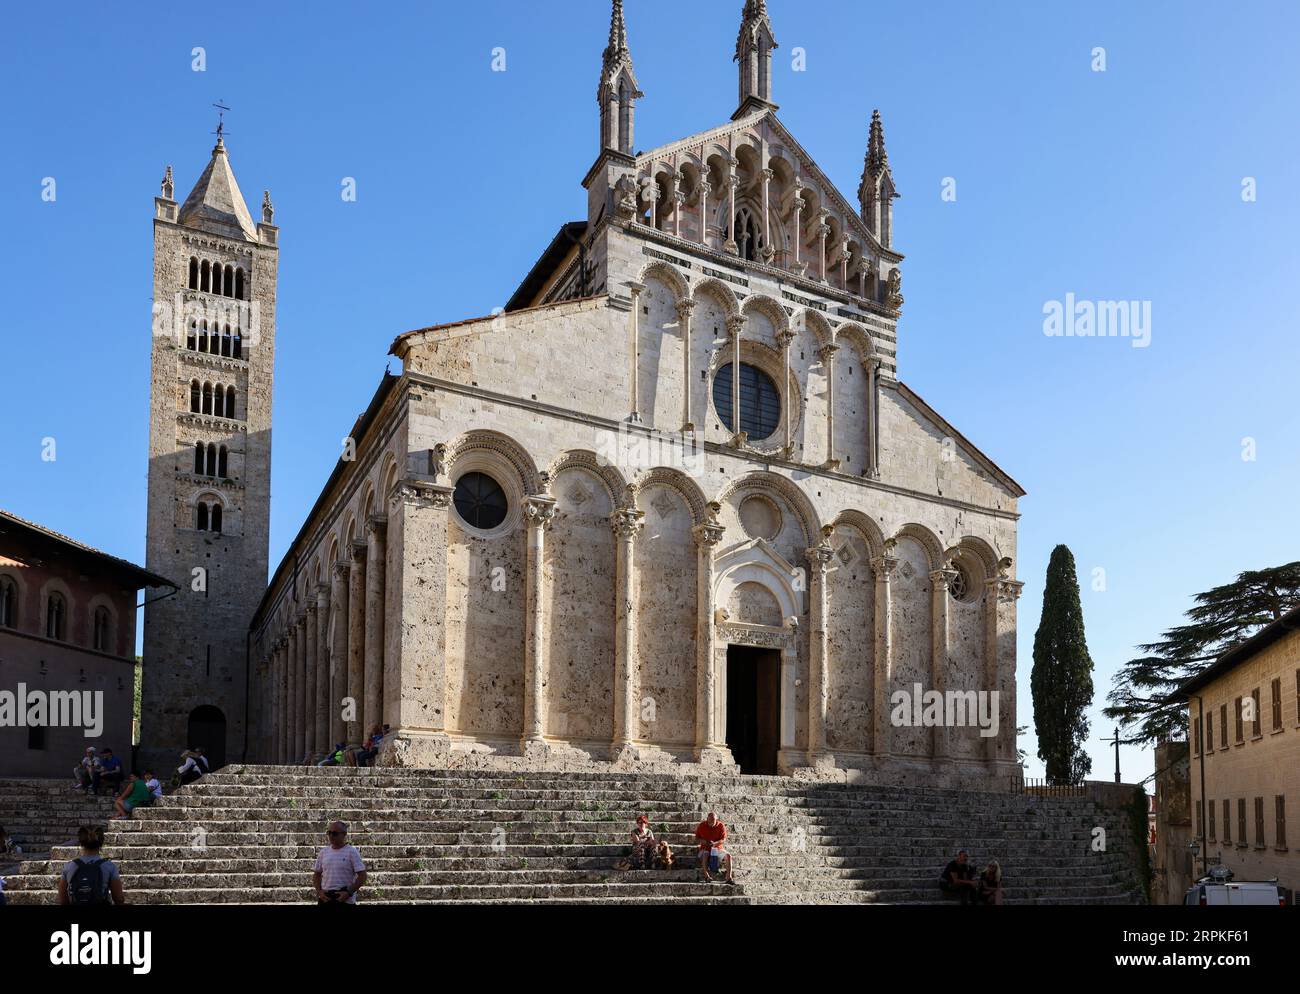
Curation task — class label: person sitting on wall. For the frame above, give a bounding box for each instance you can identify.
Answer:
[346,726,389,768]
[939,850,980,905]
[98,748,124,795]
[695,811,736,885]
[72,747,101,795]
[111,773,155,820]
[143,770,163,803]
[977,860,1003,906]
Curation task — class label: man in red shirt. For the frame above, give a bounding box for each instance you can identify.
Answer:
[695,811,735,884]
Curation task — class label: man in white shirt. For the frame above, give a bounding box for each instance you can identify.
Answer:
[313,821,367,905]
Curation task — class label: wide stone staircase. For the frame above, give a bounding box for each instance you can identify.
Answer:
[0,778,117,869]
[1,766,1145,905]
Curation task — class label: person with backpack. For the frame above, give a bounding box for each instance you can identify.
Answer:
[57,825,125,906]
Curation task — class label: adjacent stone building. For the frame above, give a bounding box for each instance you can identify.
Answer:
[1181,604,1300,897]
[140,131,280,773]
[0,510,174,776]
[244,0,1027,783]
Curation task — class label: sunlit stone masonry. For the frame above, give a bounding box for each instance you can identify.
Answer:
[245,0,1026,785]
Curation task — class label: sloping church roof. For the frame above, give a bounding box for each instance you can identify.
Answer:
[178,138,258,241]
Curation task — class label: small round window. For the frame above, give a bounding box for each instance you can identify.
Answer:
[453,472,508,531]
[714,362,780,441]
[949,562,975,603]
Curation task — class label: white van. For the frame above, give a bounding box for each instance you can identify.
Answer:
[1184,867,1285,906]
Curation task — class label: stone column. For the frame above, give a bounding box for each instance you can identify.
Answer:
[673,185,686,239]
[329,562,350,748]
[871,548,898,757]
[727,314,746,446]
[611,505,645,757]
[819,343,840,470]
[816,211,831,282]
[522,494,558,752]
[676,298,696,432]
[294,613,307,763]
[699,180,710,247]
[647,179,660,230]
[985,574,1024,767]
[693,510,726,762]
[866,359,881,478]
[778,330,795,456]
[839,237,851,289]
[378,479,458,766]
[626,281,645,423]
[930,561,959,761]
[724,168,739,254]
[315,583,331,753]
[791,191,805,274]
[278,640,289,763]
[363,515,387,741]
[806,529,835,767]
[760,168,775,262]
[348,539,367,744]
[269,644,281,763]
[304,603,319,761]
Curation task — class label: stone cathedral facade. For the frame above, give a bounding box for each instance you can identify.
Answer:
[238,0,1026,784]
[141,135,279,774]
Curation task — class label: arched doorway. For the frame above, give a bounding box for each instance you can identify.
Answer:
[186,705,227,771]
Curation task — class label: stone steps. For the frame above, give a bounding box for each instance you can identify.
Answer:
[0,767,1144,906]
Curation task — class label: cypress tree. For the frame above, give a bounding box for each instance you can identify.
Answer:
[1031,545,1095,783]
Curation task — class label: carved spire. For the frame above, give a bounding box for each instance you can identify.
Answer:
[735,0,778,115]
[867,108,890,179]
[261,190,274,225]
[859,109,898,223]
[160,165,174,201]
[598,0,642,155]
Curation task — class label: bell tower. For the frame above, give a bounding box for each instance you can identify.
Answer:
[141,123,278,772]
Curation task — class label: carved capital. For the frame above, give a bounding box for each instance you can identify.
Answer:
[351,539,368,562]
[777,330,796,349]
[625,280,647,299]
[818,343,840,363]
[725,314,746,337]
[331,561,350,581]
[524,495,558,530]
[610,507,645,539]
[366,514,388,537]
[988,577,1025,604]
[870,554,900,579]
[930,567,960,591]
[675,298,697,322]
[693,521,726,548]
[392,479,455,511]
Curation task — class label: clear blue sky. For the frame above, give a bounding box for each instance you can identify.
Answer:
[3,1,1298,785]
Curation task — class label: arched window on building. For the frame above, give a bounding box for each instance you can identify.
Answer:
[234,268,245,300]
[194,442,205,474]
[211,504,223,534]
[187,320,197,351]
[188,257,199,290]
[198,321,209,353]
[0,575,18,629]
[223,265,234,298]
[224,386,236,419]
[202,382,213,415]
[713,362,781,441]
[217,446,228,479]
[232,331,243,360]
[190,380,201,413]
[221,325,232,357]
[734,206,762,262]
[92,606,112,653]
[45,592,67,641]
[196,502,209,531]
[206,443,217,477]
[201,260,211,293]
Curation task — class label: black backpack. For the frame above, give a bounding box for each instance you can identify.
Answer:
[68,857,109,905]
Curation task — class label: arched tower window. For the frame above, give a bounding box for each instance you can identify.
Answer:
[233,331,243,360]
[211,504,223,534]
[206,443,217,477]
[0,575,18,629]
[187,321,197,351]
[188,257,199,290]
[224,387,236,419]
[198,321,208,353]
[92,606,112,652]
[201,260,211,293]
[190,381,200,413]
[196,502,209,531]
[734,206,762,262]
[223,265,234,298]
[221,326,232,358]
[194,442,205,474]
[234,268,245,300]
[202,382,212,415]
[45,592,67,641]
[217,446,228,478]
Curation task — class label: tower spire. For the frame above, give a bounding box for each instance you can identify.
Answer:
[734,0,778,117]
[859,109,899,243]
[597,0,642,156]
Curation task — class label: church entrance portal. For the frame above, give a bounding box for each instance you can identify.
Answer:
[725,644,781,775]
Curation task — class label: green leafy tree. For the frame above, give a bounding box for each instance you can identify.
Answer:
[1105,562,1300,745]
[1031,545,1095,783]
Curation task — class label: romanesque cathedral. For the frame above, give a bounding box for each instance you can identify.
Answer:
[142,0,1025,785]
